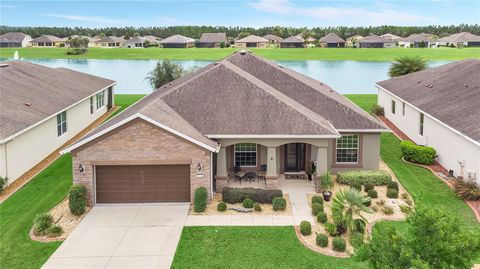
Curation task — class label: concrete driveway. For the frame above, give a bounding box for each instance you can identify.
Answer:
[42,203,189,269]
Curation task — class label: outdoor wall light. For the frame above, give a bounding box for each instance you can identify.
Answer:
[196,162,203,174]
[78,164,85,174]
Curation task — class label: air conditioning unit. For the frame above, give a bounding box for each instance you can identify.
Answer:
[466,171,477,181]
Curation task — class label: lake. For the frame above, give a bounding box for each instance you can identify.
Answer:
[2,58,450,94]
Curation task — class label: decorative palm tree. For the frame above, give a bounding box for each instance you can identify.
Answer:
[320,171,334,201]
[388,56,427,77]
[332,188,373,233]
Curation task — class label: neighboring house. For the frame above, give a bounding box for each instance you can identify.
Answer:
[398,33,436,48]
[263,34,283,45]
[377,59,480,183]
[0,61,115,186]
[197,33,228,48]
[30,35,64,47]
[346,35,363,48]
[159,34,195,48]
[358,34,395,48]
[319,33,346,48]
[64,35,96,48]
[63,51,387,205]
[381,33,402,41]
[94,36,125,48]
[279,36,305,48]
[143,35,161,46]
[295,33,316,45]
[0,32,32,47]
[123,36,146,48]
[235,35,269,48]
[436,32,480,47]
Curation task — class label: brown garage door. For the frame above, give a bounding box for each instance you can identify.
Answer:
[95,165,190,203]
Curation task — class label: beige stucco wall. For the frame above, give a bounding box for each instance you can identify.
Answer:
[0,90,110,184]
[234,42,268,48]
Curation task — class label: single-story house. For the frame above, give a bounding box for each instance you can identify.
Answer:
[197,33,228,48]
[159,34,195,48]
[30,35,64,47]
[63,51,387,205]
[295,33,316,45]
[346,35,363,48]
[380,33,402,41]
[319,33,346,48]
[0,32,32,47]
[398,33,436,48]
[279,36,305,48]
[358,34,395,48]
[0,61,115,186]
[263,34,283,45]
[143,35,161,46]
[235,35,269,48]
[377,59,480,183]
[123,36,146,48]
[94,36,125,48]
[436,32,480,47]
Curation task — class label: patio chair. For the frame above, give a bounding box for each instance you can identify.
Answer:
[257,164,267,183]
[229,170,242,184]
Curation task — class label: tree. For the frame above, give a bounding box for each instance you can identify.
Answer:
[146,60,185,89]
[331,188,372,233]
[237,31,250,39]
[66,37,89,55]
[388,56,427,77]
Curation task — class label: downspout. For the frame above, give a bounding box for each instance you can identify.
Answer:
[4,141,8,179]
[210,152,214,199]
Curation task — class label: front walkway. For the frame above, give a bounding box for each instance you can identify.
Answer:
[280,177,317,225]
[42,203,189,269]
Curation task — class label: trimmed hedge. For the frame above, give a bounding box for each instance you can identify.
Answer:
[387,188,399,199]
[242,198,254,208]
[254,203,262,211]
[387,181,399,190]
[311,196,323,205]
[367,189,378,198]
[316,234,329,248]
[69,184,87,216]
[337,170,392,186]
[317,212,328,224]
[400,140,437,165]
[194,187,208,212]
[272,197,286,211]
[222,187,283,204]
[217,202,227,212]
[300,221,312,236]
[364,183,374,192]
[311,203,323,216]
[332,237,346,252]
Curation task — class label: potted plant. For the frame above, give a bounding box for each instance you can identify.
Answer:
[307,162,316,181]
[320,171,333,201]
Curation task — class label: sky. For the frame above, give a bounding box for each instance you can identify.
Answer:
[0,0,479,28]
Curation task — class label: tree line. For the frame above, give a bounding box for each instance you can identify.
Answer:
[1,24,479,39]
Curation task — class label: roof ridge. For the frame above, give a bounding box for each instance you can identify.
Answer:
[222,59,338,136]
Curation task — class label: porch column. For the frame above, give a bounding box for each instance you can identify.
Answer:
[215,147,228,192]
[266,147,279,189]
[316,147,328,176]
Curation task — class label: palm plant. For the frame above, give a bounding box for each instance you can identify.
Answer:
[388,56,427,77]
[320,171,333,191]
[332,188,373,233]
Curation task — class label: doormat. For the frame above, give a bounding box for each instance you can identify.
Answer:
[285,174,307,180]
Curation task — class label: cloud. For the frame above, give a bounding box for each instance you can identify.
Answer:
[249,0,435,26]
[42,14,126,25]
[0,4,17,9]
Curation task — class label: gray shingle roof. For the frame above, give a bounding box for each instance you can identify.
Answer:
[0,61,115,141]
[199,33,227,43]
[0,32,30,42]
[319,33,345,43]
[31,35,63,43]
[236,35,268,43]
[280,36,304,43]
[377,59,480,144]
[437,32,480,43]
[359,34,391,43]
[400,33,435,43]
[159,34,195,44]
[263,34,283,42]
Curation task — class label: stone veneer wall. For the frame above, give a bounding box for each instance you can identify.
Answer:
[72,119,211,205]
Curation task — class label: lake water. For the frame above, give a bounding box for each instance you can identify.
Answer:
[2,58,450,94]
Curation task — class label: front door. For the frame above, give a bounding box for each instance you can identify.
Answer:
[284,143,305,172]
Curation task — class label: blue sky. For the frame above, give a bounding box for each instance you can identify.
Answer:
[1,0,479,28]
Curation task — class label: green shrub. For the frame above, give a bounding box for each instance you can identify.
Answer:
[370,104,384,116]
[387,188,399,199]
[400,140,437,165]
[364,183,374,192]
[353,219,366,234]
[400,204,413,214]
[69,184,87,216]
[405,198,413,206]
[363,199,372,207]
[217,202,227,212]
[387,181,399,190]
[349,232,364,249]
[317,212,328,224]
[242,198,254,208]
[371,205,379,212]
[0,177,8,193]
[367,189,378,198]
[46,225,63,237]
[311,202,323,216]
[272,197,286,211]
[300,221,312,236]
[337,170,391,186]
[33,213,53,235]
[376,199,386,206]
[351,182,362,191]
[382,206,394,215]
[325,222,337,236]
[253,203,262,211]
[316,234,329,248]
[194,187,208,212]
[332,236,346,252]
[222,187,283,204]
[311,195,323,205]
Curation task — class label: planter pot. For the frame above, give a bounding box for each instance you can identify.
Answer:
[323,191,332,202]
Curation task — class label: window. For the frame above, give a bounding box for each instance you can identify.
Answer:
[419,113,424,136]
[56,111,67,136]
[391,100,396,115]
[234,143,257,167]
[90,96,94,114]
[402,102,406,116]
[96,91,105,109]
[336,134,359,163]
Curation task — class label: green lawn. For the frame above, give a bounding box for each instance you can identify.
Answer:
[1,47,480,61]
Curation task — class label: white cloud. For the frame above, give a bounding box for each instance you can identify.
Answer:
[0,4,17,9]
[42,14,126,25]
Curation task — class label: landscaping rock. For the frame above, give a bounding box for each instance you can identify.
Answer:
[228,207,253,213]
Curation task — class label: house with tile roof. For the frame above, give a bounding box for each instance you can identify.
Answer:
[319,33,346,48]
[94,36,125,48]
[235,35,269,48]
[359,34,395,48]
[279,36,305,48]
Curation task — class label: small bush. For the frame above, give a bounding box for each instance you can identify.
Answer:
[0,177,8,193]
[194,187,208,213]
[332,236,346,252]
[337,170,391,186]
[371,205,379,212]
[376,199,386,206]
[46,225,63,237]
[217,202,227,212]
[387,181,399,190]
[317,212,328,224]
[300,221,312,236]
[69,184,87,216]
[253,203,262,212]
[316,234,329,248]
[222,187,283,204]
[349,232,364,249]
[311,196,323,205]
[387,188,399,199]
[400,140,437,165]
[311,202,323,216]
[272,197,286,211]
[367,189,378,198]
[400,204,413,214]
[364,183,374,192]
[351,182,362,191]
[401,192,409,199]
[242,198,254,208]
[405,198,413,206]
[33,213,53,235]
[454,179,480,201]
[382,206,394,215]
[325,222,337,236]
[370,104,384,116]
[363,199,372,207]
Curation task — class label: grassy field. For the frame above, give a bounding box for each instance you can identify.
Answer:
[1,47,479,61]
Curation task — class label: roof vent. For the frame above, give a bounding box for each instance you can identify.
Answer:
[240,50,247,55]
[24,102,32,107]
[465,84,468,88]
[417,81,421,84]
